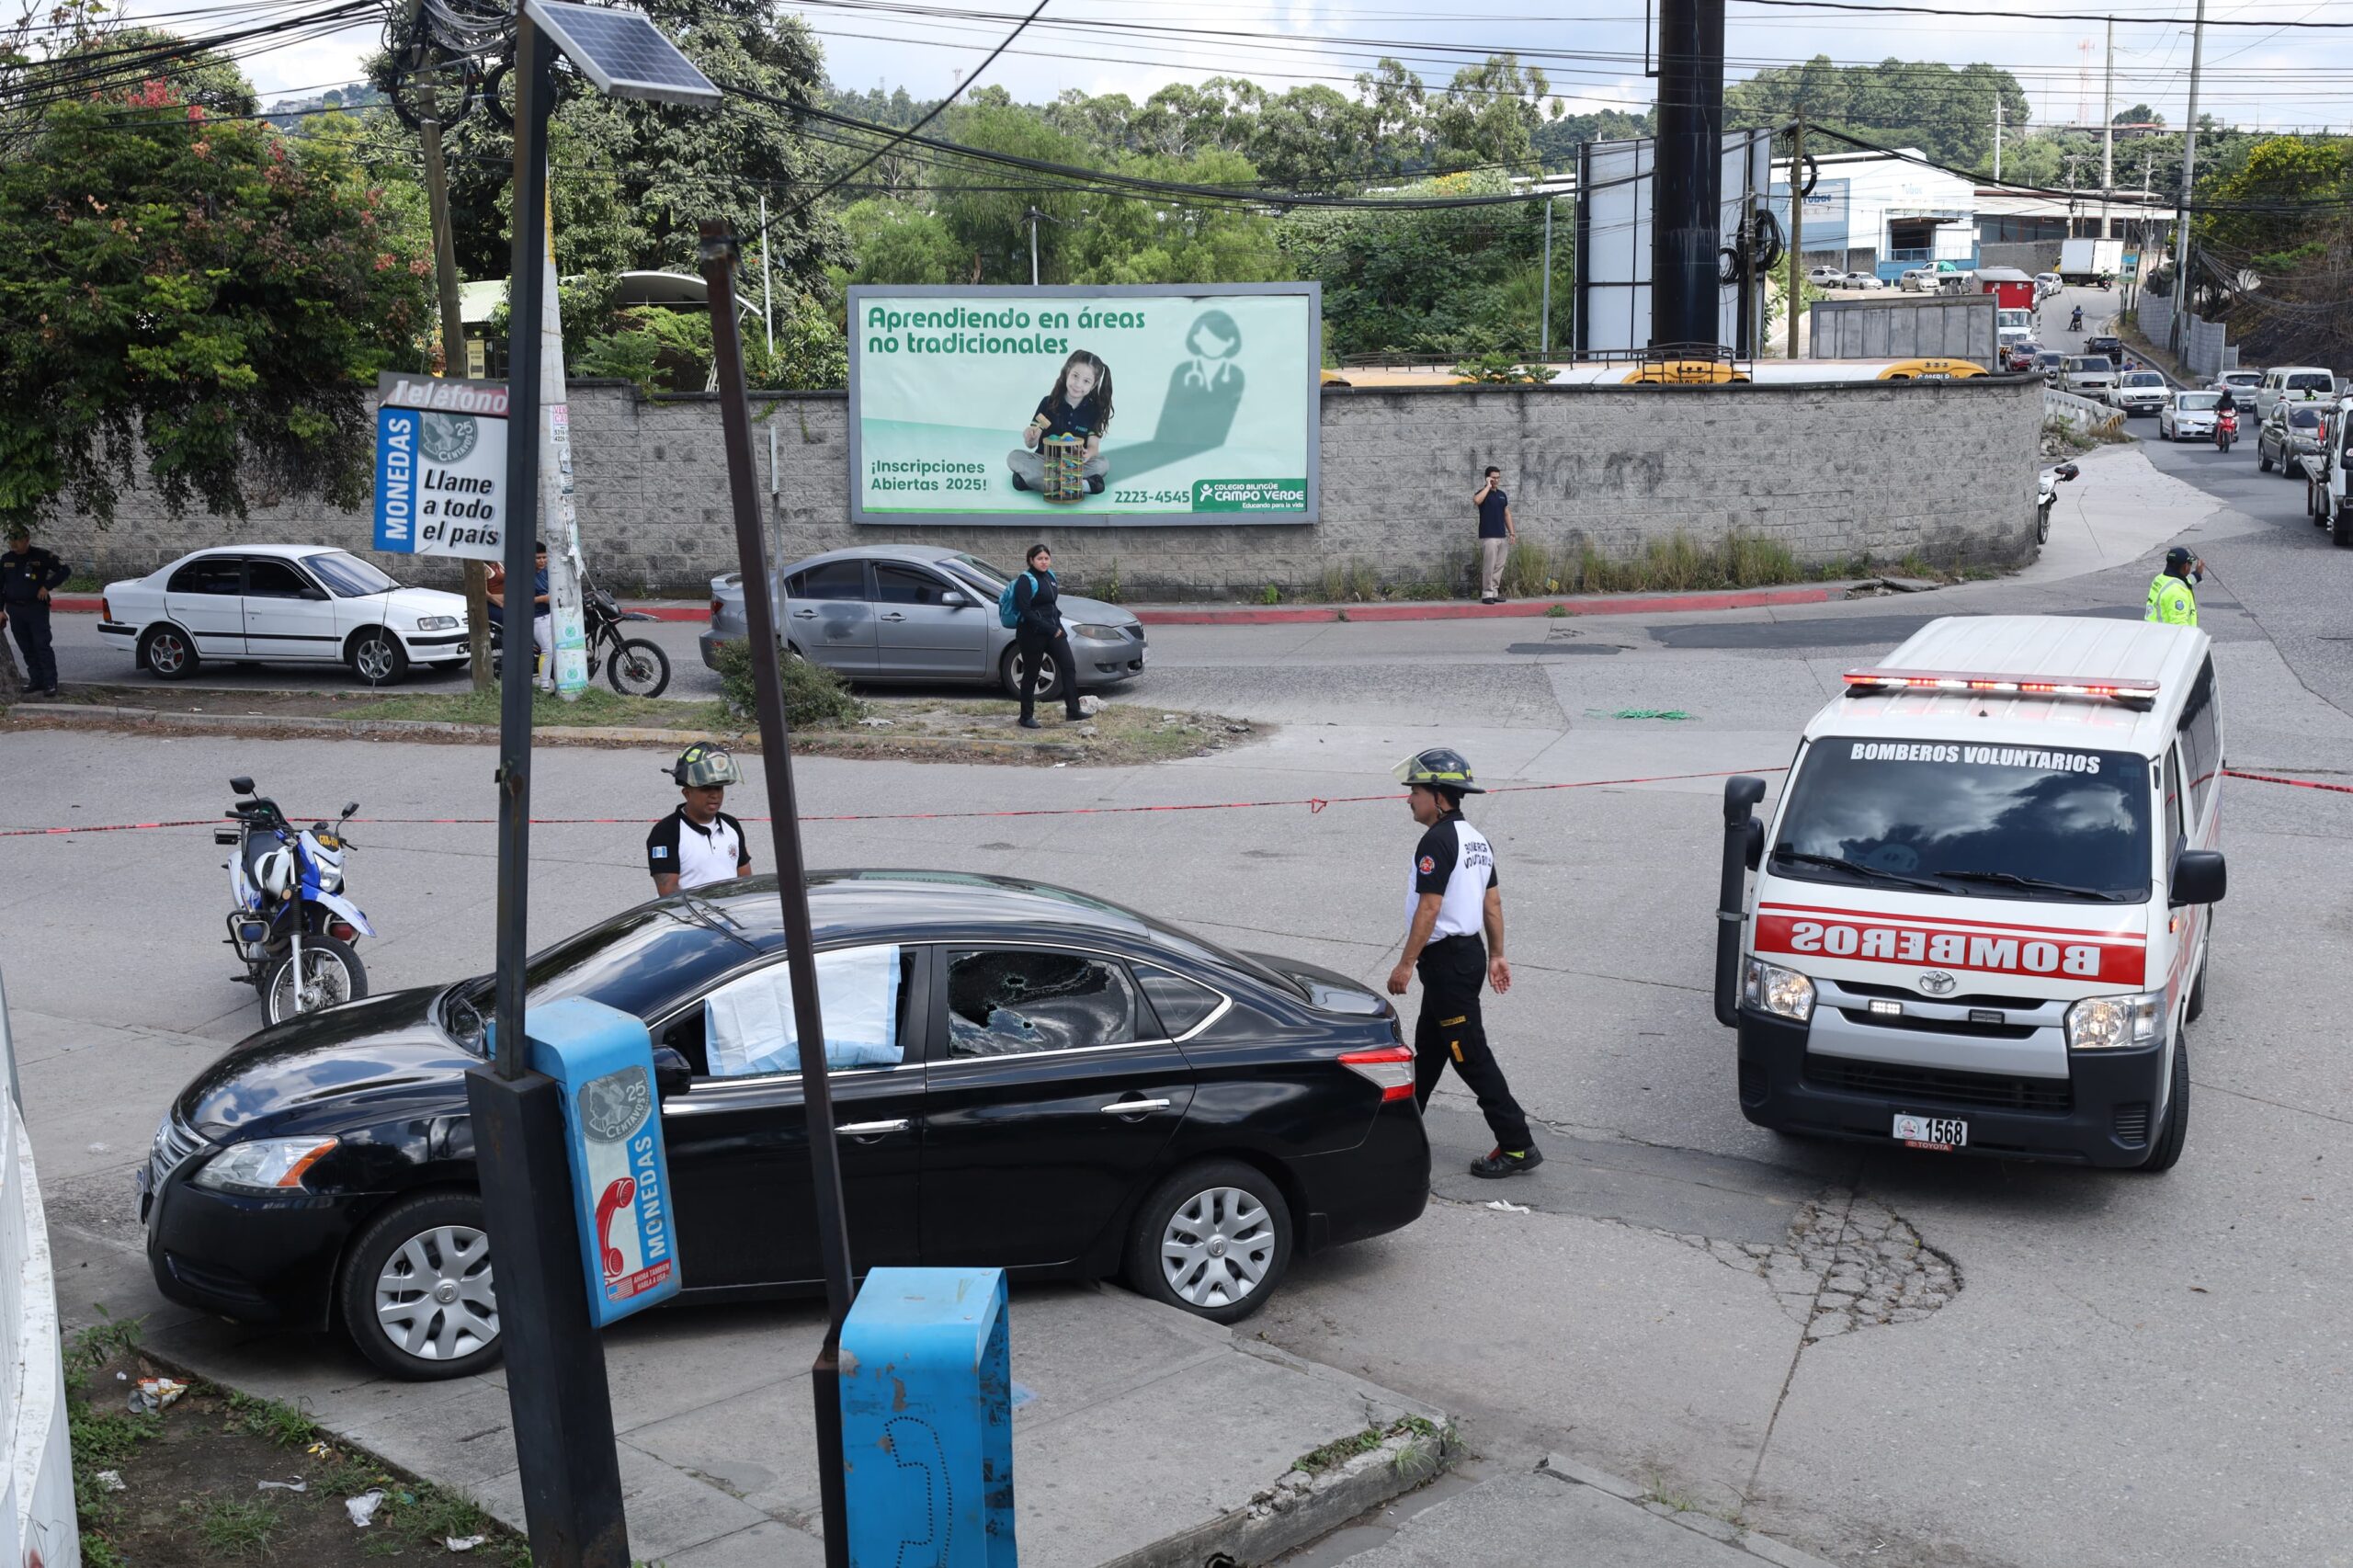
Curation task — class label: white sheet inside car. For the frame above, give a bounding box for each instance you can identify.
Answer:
[705,945,902,1077]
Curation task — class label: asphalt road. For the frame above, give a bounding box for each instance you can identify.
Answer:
[9,329,2350,1568]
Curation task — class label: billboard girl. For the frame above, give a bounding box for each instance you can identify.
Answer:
[1010,349,1115,496]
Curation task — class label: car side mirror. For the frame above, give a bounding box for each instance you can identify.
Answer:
[230,775,255,795]
[652,1046,694,1099]
[940,590,969,608]
[301,586,331,601]
[2170,849,2226,908]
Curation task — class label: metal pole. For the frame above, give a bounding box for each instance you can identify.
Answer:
[698,219,857,1568]
[1651,0,1726,349]
[469,17,631,1566]
[1994,95,2003,182]
[1785,115,1804,358]
[2170,0,2208,355]
[418,69,494,692]
[1540,196,1553,358]
[2101,17,2115,251]
[760,193,775,356]
[1029,207,1040,287]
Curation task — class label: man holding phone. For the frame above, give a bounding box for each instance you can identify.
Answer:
[1473,466,1516,605]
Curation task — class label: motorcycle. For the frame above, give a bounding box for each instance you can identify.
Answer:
[2070,310,2084,333]
[2216,410,2239,453]
[216,777,373,1024]
[2037,461,2081,545]
[490,579,671,696]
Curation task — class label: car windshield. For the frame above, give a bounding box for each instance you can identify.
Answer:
[2287,405,2324,428]
[308,551,401,597]
[438,904,760,1049]
[2067,358,2106,372]
[2175,392,2220,410]
[2123,374,2164,388]
[939,553,1014,596]
[1771,738,2153,903]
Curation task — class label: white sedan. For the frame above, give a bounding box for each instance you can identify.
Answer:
[1842,272,1889,290]
[97,545,470,685]
[1806,265,1847,286]
[2106,370,2170,417]
[2158,390,2223,441]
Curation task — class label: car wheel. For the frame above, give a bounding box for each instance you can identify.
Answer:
[2259,449,2273,472]
[2334,505,2351,548]
[999,642,1062,701]
[138,626,199,681]
[349,628,410,687]
[2135,1028,2190,1174]
[1124,1159,1292,1324]
[340,1191,501,1379]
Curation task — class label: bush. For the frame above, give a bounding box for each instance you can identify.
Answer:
[1451,351,1559,384]
[712,639,862,728]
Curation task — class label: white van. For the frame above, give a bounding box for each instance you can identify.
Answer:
[2256,364,2335,422]
[1714,617,2225,1171]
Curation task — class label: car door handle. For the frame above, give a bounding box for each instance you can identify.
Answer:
[879,611,906,621]
[792,608,816,618]
[1100,1098,1171,1116]
[836,1119,909,1136]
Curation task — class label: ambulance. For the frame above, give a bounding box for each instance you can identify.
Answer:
[1713,617,2227,1171]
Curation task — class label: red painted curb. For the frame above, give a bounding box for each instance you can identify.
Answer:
[1134,585,1835,625]
[53,596,103,614]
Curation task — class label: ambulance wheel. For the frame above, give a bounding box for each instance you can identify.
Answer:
[2137,1031,2190,1175]
[341,1191,501,1379]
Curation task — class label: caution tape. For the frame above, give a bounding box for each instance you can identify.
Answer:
[2221,767,2353,797]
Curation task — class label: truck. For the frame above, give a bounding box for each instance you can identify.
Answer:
[2296,396,2353,546]
[2059,238,2125,287]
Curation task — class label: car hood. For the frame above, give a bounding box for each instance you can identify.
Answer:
[372,586,469,618]
[176,987,473,1139]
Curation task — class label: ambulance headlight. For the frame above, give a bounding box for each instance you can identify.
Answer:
[1743,957,1814,1023]
[2065,992,2163,1051]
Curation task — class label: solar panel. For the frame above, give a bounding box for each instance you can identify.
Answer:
[528,0,722,109]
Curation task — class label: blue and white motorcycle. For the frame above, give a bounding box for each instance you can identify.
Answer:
[216,775,374,1024]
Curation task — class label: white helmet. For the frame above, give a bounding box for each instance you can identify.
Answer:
[253,846,298,899]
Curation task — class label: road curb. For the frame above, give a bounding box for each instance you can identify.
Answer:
[1134,585,1842,625]
[1538,1453,1843,1568]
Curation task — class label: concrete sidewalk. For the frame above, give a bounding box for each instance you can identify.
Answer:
[47,1211,1446,1567]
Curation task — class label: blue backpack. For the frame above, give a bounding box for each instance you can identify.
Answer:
[996,570,1039,630]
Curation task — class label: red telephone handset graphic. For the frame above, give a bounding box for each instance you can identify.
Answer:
[593,1176,637,1281]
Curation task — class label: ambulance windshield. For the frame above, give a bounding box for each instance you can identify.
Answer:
[1771,740,2153,903]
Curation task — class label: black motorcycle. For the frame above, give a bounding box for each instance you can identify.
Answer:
[491,580,670,696]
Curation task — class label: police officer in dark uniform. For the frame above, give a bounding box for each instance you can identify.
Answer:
[0,526,71,698]
[1385,748,1541,1178]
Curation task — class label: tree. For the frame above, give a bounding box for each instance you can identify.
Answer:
[1429,54,1559,174]
[2117,104,2163,128]
[833,197,965,287]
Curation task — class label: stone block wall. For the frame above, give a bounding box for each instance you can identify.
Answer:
[46,373,2045,600]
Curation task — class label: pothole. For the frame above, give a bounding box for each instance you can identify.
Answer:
[1677,1193,1961,1340]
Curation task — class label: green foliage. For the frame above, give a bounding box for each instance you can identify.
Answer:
[1429,53,1561,174]
[185,1494,279,1557]
[714,637,864,727]
[1452,353,1558,384]
[835,197,965,288]
[1728,54,2028,169]
[222,1389,319,1448]
[0,87,429,528]
[1258,583,1282,605]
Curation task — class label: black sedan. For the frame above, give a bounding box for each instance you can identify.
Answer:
[139,872,1428,1379]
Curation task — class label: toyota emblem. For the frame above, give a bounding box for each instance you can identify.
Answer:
[1916,971,1957,995]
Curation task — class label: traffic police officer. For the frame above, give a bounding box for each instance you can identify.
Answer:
[0,526,71,698]
[1385,748,1541,1179]
[2144,545,2202,627]
[646,743,753,896]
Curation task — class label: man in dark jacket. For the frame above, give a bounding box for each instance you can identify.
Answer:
[1009,542,1086,729]
[0,527,71,697]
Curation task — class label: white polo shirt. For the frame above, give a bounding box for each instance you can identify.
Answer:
[1406,812,1498,937]
[645,807,749,891]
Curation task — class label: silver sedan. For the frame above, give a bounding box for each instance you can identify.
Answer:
[699,544,1146,700]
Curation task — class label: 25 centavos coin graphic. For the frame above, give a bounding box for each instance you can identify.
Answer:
[578,1068,652,1143]
[418,411,480,465]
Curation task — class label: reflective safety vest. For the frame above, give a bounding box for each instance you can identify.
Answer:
[2145,571,2197,627]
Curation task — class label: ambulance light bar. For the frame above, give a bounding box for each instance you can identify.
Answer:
[1842,667,2159,708]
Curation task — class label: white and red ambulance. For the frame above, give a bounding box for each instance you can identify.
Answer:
[1713,616,2227,1171]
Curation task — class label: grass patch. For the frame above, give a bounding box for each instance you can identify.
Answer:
[1292,1415,1446,1477]
[223,1389,319,1449]
[186,1494,280,1557]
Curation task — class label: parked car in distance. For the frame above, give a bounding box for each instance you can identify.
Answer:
[699,544,1146,701]
[2107,370,2170,417]
[2035,271,2063,297]
[1806,265,1847,286]
[1898,267,1937,292]
[138,871,1434,1378]
[2036,351,2070,385]
[2084,335,2125,367]
[2158,390,2223,441]
[97,546,468,686]
[2258,402,2329,474]
[1842,271,1888,290]
[2062,356,2119,397]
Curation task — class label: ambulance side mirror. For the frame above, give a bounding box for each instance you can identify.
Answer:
[2170,849,2226,908]
[1743,819,1765,871]
[652,1046,694,1099]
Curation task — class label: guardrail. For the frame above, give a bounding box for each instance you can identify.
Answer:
[0,966,78,1568]
[2044,387,2123,434]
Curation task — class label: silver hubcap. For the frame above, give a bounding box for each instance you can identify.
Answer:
[1161,1186,1275,1308]
[356,640,394,680]
[153,636,185,673]
[269,950,353,1020]
[376,1224,497,1362]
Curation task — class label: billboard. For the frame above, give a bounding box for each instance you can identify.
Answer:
[373,371,508,561]
[847,284,1320,527]
[1572,130,1776,356]
[1769,176,1851,249]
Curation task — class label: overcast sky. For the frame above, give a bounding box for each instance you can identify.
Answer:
[205,0,2353,139]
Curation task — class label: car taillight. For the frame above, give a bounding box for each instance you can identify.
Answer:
[328,920,357,941]
[1338,1045,1415,1103]
[101,596,112,620]
[710,598,723,618]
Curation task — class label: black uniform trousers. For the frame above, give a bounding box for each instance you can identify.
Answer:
[1412,933,1534,1152]
[6,599,55,691]
[1016,628,1084,722]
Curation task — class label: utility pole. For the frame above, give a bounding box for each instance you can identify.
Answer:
[1786,114,1805,358]
[2170,0,2208,355]
[1994,96,2003,182]
[2100,16,2115,255]
[1540,195,1554,358]
[1026,206,1042,287]
[417,67,494,690]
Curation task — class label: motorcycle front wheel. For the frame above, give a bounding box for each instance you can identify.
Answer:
[606,636,672,698]
[2037,503,2052,544]
[262,936,369,1024]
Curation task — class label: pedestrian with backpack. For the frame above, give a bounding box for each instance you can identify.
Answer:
[999,542,1086,729]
